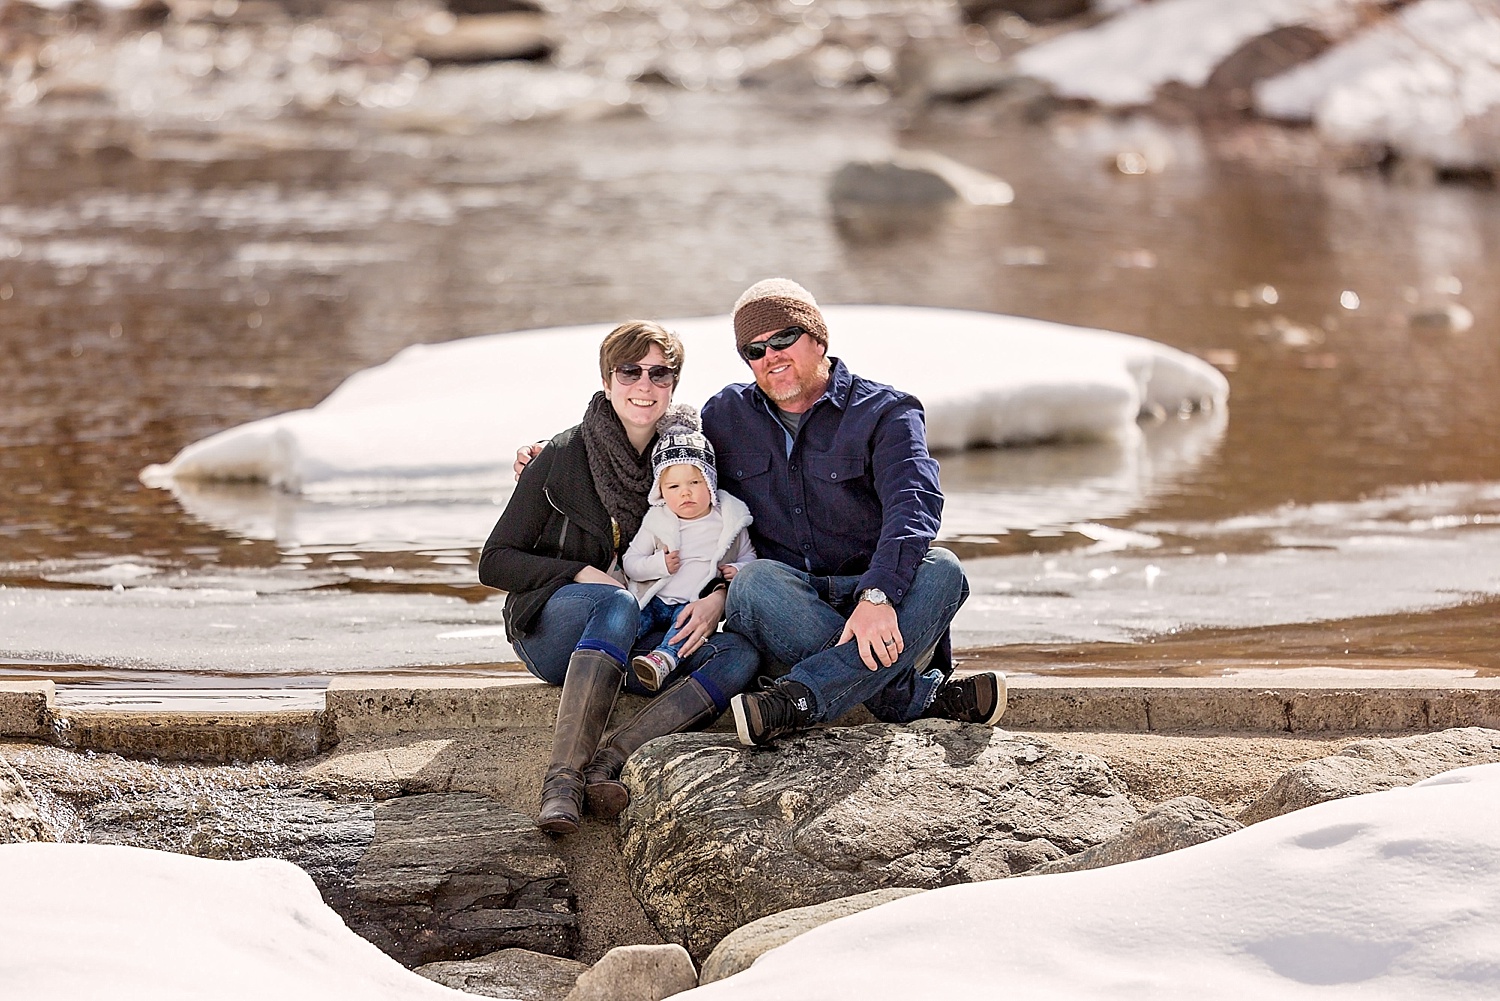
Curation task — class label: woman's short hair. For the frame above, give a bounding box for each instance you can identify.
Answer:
[599,320,685,382]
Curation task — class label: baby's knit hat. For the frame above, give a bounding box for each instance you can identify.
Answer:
[651,405,717,506]
[732,278,829,356]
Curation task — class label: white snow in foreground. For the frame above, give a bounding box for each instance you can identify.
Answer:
[688,762,1500,1000]
[1013,0,1372,106]
[0,843,477,1001]
[1256,0,1500,169]
[139,307,1228,498]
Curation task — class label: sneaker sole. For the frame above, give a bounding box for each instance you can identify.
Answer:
[731,696,755,746]
[980,672,1008,725]
[631,657,665,692]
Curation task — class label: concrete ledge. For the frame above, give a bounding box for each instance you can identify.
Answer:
[7,676,1500,764]
[0,681,55,740]
[56,709,325,763]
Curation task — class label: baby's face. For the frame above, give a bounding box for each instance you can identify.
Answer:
[659,463,712,520]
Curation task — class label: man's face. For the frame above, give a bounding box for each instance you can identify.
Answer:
[659,463,712,521]
[745,326,829,410]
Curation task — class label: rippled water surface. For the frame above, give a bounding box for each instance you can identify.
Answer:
[4,20,1500,685]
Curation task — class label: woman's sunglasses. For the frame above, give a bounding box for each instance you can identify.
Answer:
[741,326,806,361]
[613,363,678,388]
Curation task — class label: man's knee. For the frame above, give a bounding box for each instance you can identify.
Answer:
[725,559,797,615]
[917,546,968,601]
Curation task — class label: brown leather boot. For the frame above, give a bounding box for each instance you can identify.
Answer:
[537,648,624,835]
[583,676,719,819]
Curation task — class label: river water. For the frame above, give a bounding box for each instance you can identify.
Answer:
[4,6,1500,691]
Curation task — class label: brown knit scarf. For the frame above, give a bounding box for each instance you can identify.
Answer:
[579,390,653,551]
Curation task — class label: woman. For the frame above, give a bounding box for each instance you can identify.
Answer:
[478,320,760,835]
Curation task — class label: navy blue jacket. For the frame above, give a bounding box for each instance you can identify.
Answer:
[702,357,943,606]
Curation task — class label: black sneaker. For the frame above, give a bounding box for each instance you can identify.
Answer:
[922,671,1007,725]
[732,683,815,747]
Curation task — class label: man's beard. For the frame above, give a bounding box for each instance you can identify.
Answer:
[763,356,831,403]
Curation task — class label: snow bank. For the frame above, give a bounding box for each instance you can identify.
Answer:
[687,762,1500,999]
[1256,0,1500,169]
[140,307,1228,498]
[0,843,476,1001]
[1013,0,1369,107]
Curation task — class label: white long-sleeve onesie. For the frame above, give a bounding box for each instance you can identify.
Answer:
[622,491,755,606]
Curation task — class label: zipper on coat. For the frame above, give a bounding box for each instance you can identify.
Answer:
[544,486,570,553]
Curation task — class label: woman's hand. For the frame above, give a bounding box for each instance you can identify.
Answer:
[513,443,544,480]
[670,589,727,659]
[573,566,624,587]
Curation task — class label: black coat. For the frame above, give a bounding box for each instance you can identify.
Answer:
[478,425,619,640]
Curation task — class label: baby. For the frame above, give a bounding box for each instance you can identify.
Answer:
[622,409,755,691]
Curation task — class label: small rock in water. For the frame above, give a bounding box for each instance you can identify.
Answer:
[1409,303,1474,334]
[830,149,1014,206]
[414,13,554,64]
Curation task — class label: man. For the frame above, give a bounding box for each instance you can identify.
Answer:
[702,278,1003,746]
[513,279,1005,746]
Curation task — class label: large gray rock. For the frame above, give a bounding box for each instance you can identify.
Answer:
[0,754,56,843]
[619,722,1137,960]
[565,944,697,1001]
[1029,796,1242,875]
[74,784,577,965]
[1241,727,1500,825]
[700,888,924,985]
[417,947,588,1001]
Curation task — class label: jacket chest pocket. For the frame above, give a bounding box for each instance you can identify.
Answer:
[720,452,772,489]
[805,453,868,489]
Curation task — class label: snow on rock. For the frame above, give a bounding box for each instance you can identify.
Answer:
[0,842,480,1000]
[1256,0,1500,169]
[683,761,1500,1000]
[139,307,1228,498]
[1013,0,1374,106]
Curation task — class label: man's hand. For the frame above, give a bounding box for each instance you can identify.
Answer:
[573,566,623,587]
[670,588,727,659]
[663,549,682,574]
[839,600,903,670]
[513,443,544,480]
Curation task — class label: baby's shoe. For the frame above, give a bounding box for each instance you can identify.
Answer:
[631,650,678,692]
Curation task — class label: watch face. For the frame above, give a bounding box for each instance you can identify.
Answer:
[862,588,888,605]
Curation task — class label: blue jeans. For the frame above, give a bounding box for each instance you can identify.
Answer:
[514,583,760,703]
[638,595,689,661]
[723,548,969,724]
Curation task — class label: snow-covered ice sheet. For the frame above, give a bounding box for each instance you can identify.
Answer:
[140,307,1228,498]
[0,842,478,1000]
[686,762,1500,999]
[1256,0,1500,169]
[1013,0,1373,106]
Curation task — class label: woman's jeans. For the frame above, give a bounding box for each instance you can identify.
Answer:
[723,547,969,724]
[513,583,759,703]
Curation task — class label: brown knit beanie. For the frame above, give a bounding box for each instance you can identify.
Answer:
[732,278,829,355]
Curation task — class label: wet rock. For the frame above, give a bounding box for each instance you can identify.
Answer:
[893,42,1015,105]
[446,0,543,14]
[74,784,578,965]
[619,723,1137,960]
[830,150,1014,206]
[417,947,588,1001]
[1029,796,1242,875]
[414,13,554,65]
[960,0,1090,26]
[1199,25,1331,116]
[0,754,56,843]
[564,944,697,1001]
[699,887,924,985]
[1241,727,1500,825]
[1409,303,1474,334]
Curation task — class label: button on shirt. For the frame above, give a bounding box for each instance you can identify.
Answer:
[702,357,943,605]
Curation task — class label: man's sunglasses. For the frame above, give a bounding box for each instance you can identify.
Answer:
[613,363,678,388]
[741,326,806,361]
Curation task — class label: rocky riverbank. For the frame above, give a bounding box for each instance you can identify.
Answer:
[6,702,1500,999]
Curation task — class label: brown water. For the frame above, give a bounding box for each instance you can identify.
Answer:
[4,12,1500,683]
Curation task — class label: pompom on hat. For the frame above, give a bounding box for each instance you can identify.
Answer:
[650,405,718,506]
[732,278,829,356]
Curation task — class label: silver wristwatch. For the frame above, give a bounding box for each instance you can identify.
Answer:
[859,587,889,606]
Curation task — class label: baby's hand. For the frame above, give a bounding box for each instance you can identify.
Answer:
[719,564,737,581]
[663,549,682,574]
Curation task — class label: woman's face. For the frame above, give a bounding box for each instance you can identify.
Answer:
[603,343,675,445]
